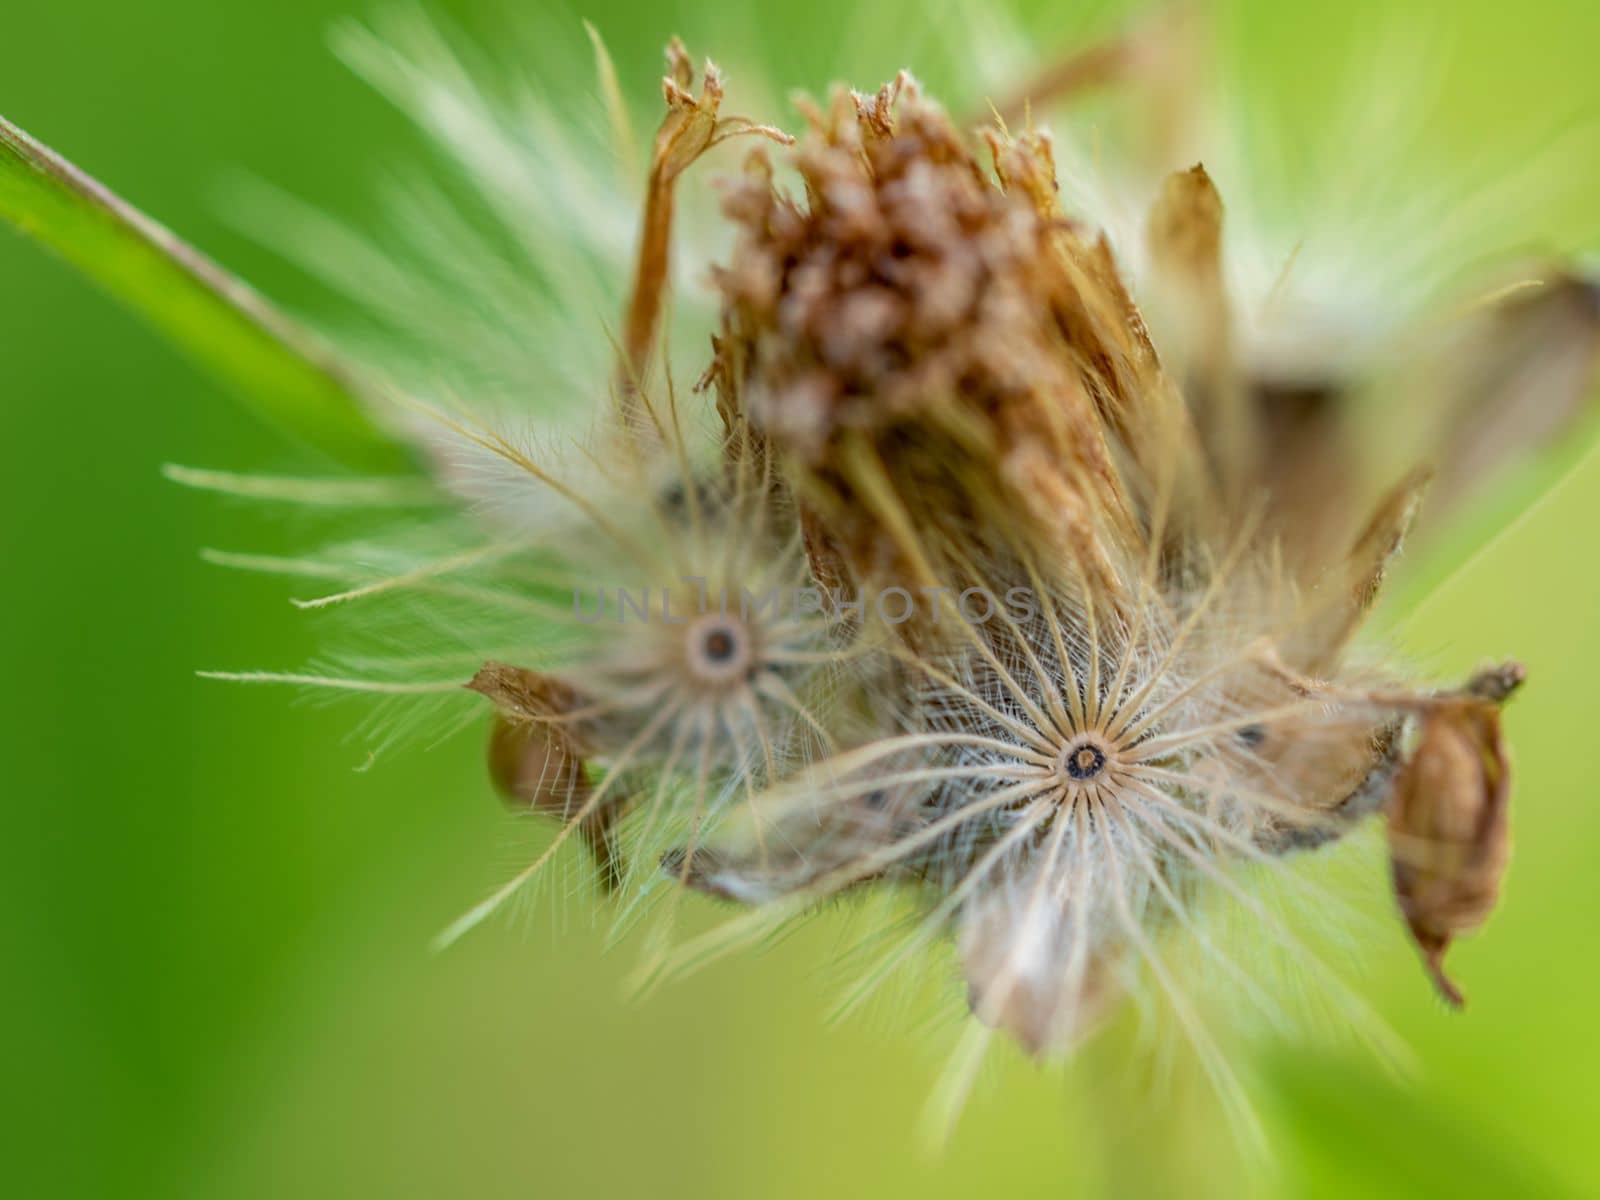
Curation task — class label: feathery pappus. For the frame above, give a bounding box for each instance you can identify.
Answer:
[678,58,1571,1045]
[6,2,1597,1137]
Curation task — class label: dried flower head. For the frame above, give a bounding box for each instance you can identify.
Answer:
[6,4,1597,1141]
[185,27,1590,1073]
[666,50,1581,1090]
[708,74,1164,593]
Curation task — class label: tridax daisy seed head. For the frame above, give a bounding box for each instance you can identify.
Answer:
[9,4,1598,1140]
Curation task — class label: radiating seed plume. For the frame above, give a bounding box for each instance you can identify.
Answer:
[123,9,1598,1130]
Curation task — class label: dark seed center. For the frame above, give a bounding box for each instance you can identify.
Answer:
[702,628,737,663]
[1064,742,1106,780]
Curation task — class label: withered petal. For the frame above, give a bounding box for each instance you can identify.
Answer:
[471,664,621,891]
[1424,270,1600,526]
[957,889,1123,1058]
[1386,675,1519,1008]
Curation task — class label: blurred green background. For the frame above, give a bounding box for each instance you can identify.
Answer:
[3,1,1599,1196]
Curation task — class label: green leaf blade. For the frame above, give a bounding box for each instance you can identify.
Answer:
[0,112,411,471]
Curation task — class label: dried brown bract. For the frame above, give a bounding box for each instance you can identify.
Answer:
[1388,664,1524,1007]
[471,663,619,887]
[620,40,791,422]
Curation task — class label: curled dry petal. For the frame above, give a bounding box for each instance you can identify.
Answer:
[664,794,919,904]
[1387,665,1524,1006]
[617,41,725,402]
[468,662,622,890]
[957,876,1123,1058]
[619,40,791,417]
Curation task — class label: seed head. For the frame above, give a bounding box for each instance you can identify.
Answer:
[149,13,1598,1126]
